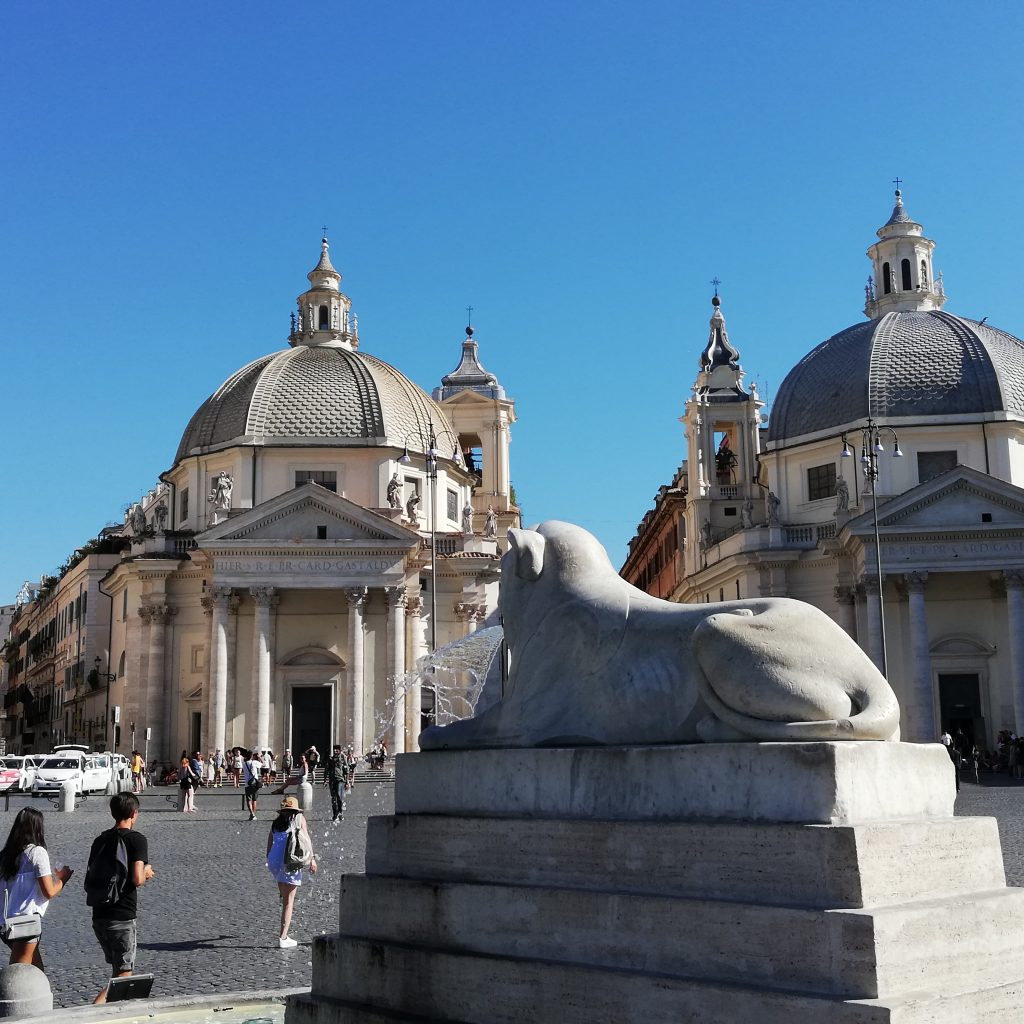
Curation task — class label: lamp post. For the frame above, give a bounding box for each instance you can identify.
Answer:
[93,656,116,752]
[840,417,903,677]
[399,421,461,654]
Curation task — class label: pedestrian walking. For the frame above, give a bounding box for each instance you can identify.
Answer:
[178,756,198,813]
[213,749,225,787]
[325,745,347,823]
[88,792,155,1004]
[129,752,144,793]
[244,749,264,821]
[304,745,320,782]
[266,796,317,948]
[344,746,357,792]
[0,808,73,972]
[232,749,243,788]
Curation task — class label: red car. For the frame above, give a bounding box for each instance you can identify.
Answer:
[0,766,23,793]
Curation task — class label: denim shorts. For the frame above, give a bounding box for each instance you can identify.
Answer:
[92,919,137,973]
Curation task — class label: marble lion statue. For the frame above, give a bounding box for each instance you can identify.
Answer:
[418,520,899,750]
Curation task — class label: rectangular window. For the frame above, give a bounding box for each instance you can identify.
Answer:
[190,645,206,673]
[316,525,328,540]
[447,490,458,521]
[295,470,337,492]
[807,463,837,501]
[180,487,189,522]
[917,450,957,483]
[122,590,128,621]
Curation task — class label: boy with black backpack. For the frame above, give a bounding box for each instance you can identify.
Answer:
[86,792,155,1004]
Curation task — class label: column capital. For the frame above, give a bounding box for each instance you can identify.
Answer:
[903,571,929,593]
[405,594,424,617]
[834,585,856,605]
[250,585,278,607]
[137,605,155,624]
[454,601,478,622]
[345,587,368,608]
[385,586,408,609]
[208,585,234,609]
[862,574,881,595]
[151,604,177,625]
[1005,569,1024,590]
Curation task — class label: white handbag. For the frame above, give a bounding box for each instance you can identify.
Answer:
[1,887,41,943]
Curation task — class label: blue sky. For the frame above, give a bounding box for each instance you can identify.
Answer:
[2,1,1023,598]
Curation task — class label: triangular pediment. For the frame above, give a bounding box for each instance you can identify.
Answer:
[196,484,420,547]
[845,466,1024,533]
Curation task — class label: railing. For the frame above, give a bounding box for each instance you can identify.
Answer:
[172,535,198,554]
[783,522,838,548]
[432,536,461,556]
[716,485,739,499]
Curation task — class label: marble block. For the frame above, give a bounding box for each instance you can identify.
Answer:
[395,741,956,824]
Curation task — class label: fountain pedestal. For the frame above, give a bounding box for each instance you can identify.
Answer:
[288,743,1024,1023]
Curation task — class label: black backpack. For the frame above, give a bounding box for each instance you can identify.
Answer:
[85,830,130,908]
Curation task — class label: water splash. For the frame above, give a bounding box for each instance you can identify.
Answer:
[372,627,504,745]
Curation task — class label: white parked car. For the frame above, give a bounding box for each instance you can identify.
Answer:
[32,752,89,795]
[111,753,131,792]
[0,755,43,792]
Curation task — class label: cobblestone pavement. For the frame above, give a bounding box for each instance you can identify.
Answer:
[6,779,395,1008]
[14,771,1024,1009]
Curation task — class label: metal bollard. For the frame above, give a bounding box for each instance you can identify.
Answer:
[297,780,314,811]
[59,781,76,813]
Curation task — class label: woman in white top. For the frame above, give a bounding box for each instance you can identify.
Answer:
[0,808,72,971]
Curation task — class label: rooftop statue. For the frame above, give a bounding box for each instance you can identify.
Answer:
[419,521,899,750]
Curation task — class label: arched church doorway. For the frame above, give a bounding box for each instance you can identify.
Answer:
[279,646,345,759]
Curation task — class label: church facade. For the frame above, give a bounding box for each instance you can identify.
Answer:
[10,238,518,765]
[623,192,1024,749]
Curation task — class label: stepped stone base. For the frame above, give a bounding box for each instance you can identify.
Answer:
[288,742,1024,1024]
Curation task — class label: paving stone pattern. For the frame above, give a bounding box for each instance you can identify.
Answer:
[18,773,1024,1010]
[10,780,395,1008]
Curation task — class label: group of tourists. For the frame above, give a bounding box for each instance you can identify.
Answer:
[0,785,321,1003]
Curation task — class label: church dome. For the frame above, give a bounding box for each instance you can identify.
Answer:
[768,192,1024,444]
[174,345,460,464]
[767,311,1024,442]
[174,236,462,467]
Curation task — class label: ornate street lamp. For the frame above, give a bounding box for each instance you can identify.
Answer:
[399,421,461,653]
[840,417,903,677]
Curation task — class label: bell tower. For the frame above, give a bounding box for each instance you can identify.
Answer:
[289,235,359,349]
[864,188,946,317]
[680,293,764,575]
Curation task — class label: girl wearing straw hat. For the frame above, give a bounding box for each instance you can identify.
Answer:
[265,796,317,948]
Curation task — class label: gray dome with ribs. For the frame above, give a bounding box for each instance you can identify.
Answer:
[767,311,1024,443]
[174,346,459,465]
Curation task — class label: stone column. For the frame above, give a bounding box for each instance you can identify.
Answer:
[385,587,408,754]
[1005,570,1024,735]
[225,592,240,744]
[406,595,426,751]
[200,597,213,752]
[904,572,934,742]
[208,586,233,757]
[250,586,277,751]
[861,575,884,672]
[346,588,367,755]
[143,603,175,762]
[833,586,857,640]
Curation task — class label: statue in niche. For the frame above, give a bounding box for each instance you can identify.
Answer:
[209,472,233,511]
[740,500,754,529]
[766,491,781,526]
[418,520,900,751]
[700,520,713,550]
[406,492,421,521]
[462,504,475,536]
[484,505,498,539]
[835,477,850,514]
[128,504,147,537]
[387,472,402,509]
